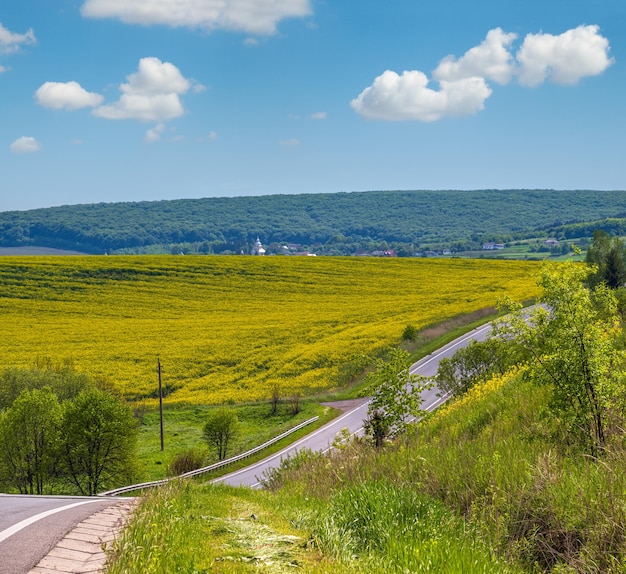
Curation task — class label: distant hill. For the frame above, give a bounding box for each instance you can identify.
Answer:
[1,189,625,255]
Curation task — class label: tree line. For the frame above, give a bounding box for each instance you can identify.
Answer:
[0,363,137,495]
[2,189,626,255]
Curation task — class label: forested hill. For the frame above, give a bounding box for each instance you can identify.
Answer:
[1,189,626,255]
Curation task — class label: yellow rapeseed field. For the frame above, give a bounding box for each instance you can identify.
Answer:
[0,256,540,404]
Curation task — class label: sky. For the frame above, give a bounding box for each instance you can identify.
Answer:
[1,0,625,212]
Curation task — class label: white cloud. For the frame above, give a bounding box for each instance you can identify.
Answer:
[353,24,612,122]
[516,25,613,86]
[197,131,218,142]
[10,136,41,154]
[434,28,517,85]
[93,57,191,121]
[145,123,166,143]
[310,111,327,120]
[351,70,492,122]
[81,0,312,35]
[0,22,36,54]
[0,64,7,73]
[280,138,300,146]
[35,81,104,110]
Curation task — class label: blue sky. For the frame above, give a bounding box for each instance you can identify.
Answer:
[1,0,623,211]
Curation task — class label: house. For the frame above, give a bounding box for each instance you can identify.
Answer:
[482,243,505,250]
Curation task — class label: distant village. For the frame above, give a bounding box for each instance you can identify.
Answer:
[250,236,564,258]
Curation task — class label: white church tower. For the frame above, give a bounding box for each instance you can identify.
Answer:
[251,237,266,255]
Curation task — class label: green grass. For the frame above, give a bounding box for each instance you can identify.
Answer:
[135,400,336,482]
[107,481,340,573]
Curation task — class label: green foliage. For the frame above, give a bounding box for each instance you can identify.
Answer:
[401,323,418,341]
[0,362,93,411]
[259,448,324,490]
[0,367,137,495]
[585,229,626,289]
[308,479,518,573]
[436,337,519,397]
[4,190,626,254]
[61,388,138,495]
[203,408,240,460]
[495,261,626,454]
[364,348,431,446]
[0,387,62,494]
[166,448,207,476]
[107,482,339,574]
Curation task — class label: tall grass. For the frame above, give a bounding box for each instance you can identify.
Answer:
[106,481,339,573]
[264,369,626,572]
[301,479,522,573]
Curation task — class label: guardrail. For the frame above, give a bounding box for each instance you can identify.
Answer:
[99,416,319,496]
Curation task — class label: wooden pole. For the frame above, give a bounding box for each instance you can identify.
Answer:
[158,358,164,452]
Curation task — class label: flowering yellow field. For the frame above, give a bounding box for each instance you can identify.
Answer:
[0,256,540,404]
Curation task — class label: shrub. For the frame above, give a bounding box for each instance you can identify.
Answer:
[167,449,206,476]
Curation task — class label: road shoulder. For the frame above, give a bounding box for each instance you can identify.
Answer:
[28,500,136,574]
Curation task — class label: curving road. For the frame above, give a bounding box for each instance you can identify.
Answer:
[0,320,492,571]
[0,494,124,574]
[213,321,492,488]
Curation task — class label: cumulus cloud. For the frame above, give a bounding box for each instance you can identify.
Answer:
[35,81,104,110]
[81,0,312,35]
[10,136,41,154]
[310,111,327,120]
[516,25,613,86]
[0,64,6,73]
[145,123,166,142]
[93,57,191,121]
[351,70,492,122]
[352,25,612,122]
[434,28,517,84]
[0,22,36,54]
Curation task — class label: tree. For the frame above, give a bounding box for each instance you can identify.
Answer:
[586,230,626,289]
[494,261,626,455]
[604,244,626,289]
[270,383,281,415]
[436,337,519,398]
[0,388,62,494]
[61,389,137,495]
[0,363,92,411]
[203,409,239,460]
[363,348,431,447]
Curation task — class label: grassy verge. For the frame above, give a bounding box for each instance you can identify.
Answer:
[107,478,519,574]
[326,305,505,401]
[134,400,338,482]
[260,368,626,572]
[106,481,338,573]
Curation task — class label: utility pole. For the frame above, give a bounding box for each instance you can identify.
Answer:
[158,358,164,451]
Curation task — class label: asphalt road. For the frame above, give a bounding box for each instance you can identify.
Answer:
[0,495,121,574]
[0,321,492,571]
[214,321,492,488]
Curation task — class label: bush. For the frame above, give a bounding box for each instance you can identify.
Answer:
[401,324,418,341]
[167,449,206,476]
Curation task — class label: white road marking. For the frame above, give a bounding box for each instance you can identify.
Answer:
[0,499,104,545]
[211,404,368,484]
